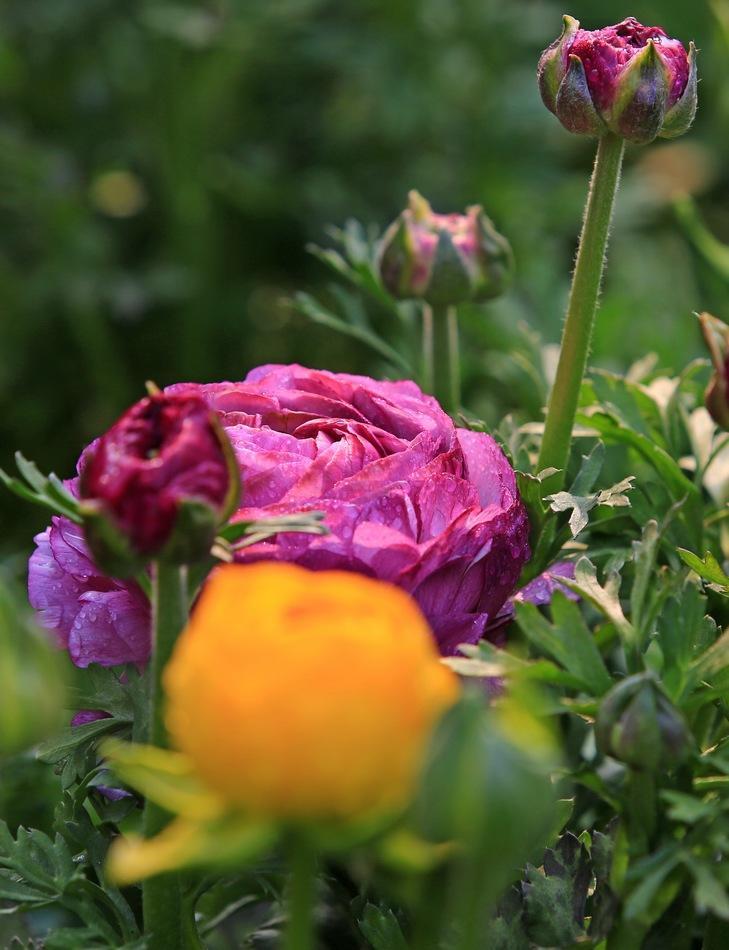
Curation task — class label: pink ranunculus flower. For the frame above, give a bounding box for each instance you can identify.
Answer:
[29,365,530,661]
[169,365,531,653]
[29,512,150,668]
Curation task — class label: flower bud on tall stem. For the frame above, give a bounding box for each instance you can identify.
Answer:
[378,191,513,414]
[536,15,696,488]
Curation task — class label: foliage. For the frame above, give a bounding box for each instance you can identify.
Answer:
[3,1,729,947]
[2,0,729,558]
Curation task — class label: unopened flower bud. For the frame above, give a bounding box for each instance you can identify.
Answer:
[699,312,729,430]
[595,672,692,772]
[80,392,239,577]
[0,575,65,757]
[165,564,458,820]
[378,191,514,307]
[538,16,697,145]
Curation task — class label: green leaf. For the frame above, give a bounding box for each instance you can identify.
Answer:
[546,476,634,537]
[292,291,411,372]
[686,858,729,919]
[514,592,612,696]
[623,850,682,923]
[677,549,729,590]
[661,791,718,824]
[569,442,605,496]
[36,717,126,765]
[577,409,702,548]
[358,904,409,950]
[0,453,82,523]
[523,834,590,947]
[448,642,585,691]
[0,821,83,907]
[631,520,660,640]
[562,557,637,651]
[67,665,146,726]
[657,583,710,697]
[589,370,665,442]
[685,628,729,698]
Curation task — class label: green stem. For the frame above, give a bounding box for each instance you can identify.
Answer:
[142,562,192,950]
[422,304,434,394]
[411,869,449,950]
[537,133,625,488]
[282,838,318,950]
[447,306,461,412]
[606,918,649,950]
[627,770,656,852]
[703,913,729,949]
[432,304,460,414]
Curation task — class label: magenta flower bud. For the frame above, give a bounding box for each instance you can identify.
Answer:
[699,312,729,430]
[378,191,514,307]
[79,392,239,576]
[538,16,697,145]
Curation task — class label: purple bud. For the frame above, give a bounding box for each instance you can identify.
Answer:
[378,191,514,307]
[538,16,697,144]
[79,392,239,576]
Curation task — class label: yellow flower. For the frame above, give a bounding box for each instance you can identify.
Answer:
[164,563,458,822]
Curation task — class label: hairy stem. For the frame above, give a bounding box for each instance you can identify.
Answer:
[537,133,625,487]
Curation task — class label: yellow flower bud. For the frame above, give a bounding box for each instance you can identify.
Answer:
[164,563,458,822]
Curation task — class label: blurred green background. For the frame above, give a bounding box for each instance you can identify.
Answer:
[2,0,729,557]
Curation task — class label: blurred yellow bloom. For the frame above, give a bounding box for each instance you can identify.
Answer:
[164,563,458,821]
[89,170,147,218]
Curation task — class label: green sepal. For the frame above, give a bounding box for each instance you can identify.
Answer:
[102,740,224,819]
[157,497,219,565]
[378,215,417,300]
[660,42,698,139]
[79,499,145,579]
[211,411,242,522]
[424,229,471,307]
[108,814,277,885]
[555,54,606,137]
[472,210,515,301]
[595,672,693,771]
[609,40,670,144]
[538,15,580,114]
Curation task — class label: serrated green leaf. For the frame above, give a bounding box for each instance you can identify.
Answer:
[569,442,605,496]
[358,904,409,950]
[631,520,660,639]
[687,858,729,919]
[292,291,411,372]
[677,549,729,589]
[577,410,702,548]
[36,717,126,765]
[449,643,586,690]
[546,476,633,538]
[661,791,718,824]
[623,851,681,923]
[515,592,611,696]
[562,557,636,650]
